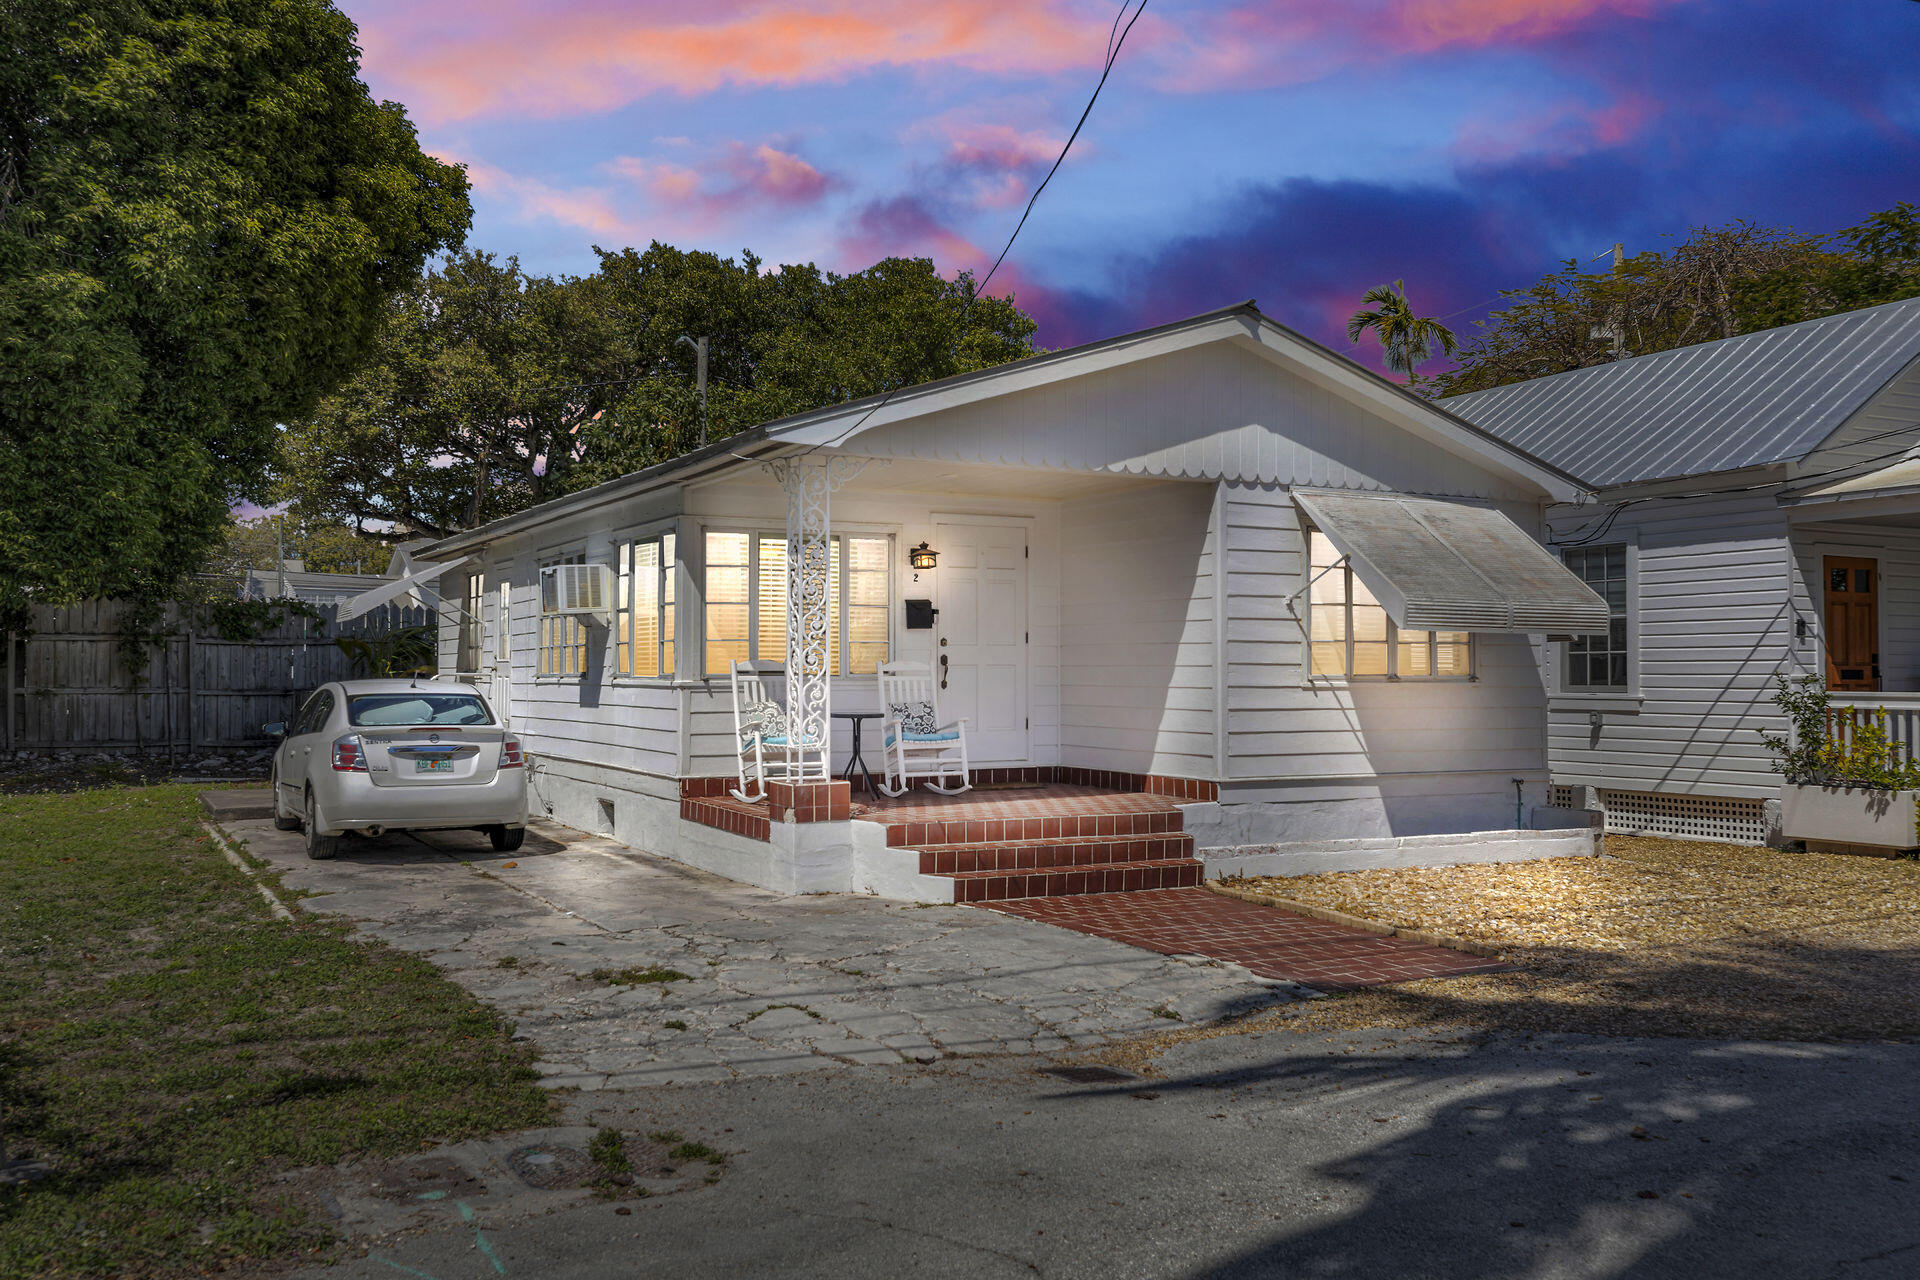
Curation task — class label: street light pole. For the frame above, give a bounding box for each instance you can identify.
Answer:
[677,334,709,448]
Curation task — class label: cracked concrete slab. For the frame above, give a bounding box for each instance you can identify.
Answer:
[221,815,1301,1086]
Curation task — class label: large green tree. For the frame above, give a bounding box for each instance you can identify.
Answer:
[0,0,470,628]
[273,252,621,539]
[1433,206,1920,397]
[277,244,1039,536]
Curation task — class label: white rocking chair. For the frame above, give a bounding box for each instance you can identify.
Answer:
[876,661,971,797]
[729,660,827,803]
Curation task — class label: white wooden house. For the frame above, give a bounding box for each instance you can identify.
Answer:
[397,303,1608,898]
[1447,295,1920,844]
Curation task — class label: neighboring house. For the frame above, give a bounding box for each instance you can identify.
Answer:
[242,559,398,607]
[1446,294,1920,845]
[399,302,1610,897]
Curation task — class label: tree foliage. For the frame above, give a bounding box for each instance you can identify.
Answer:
[275,244,1039,537]
[0,0,471,630]
[1434,205,1920,397]
[203,513,394,585]
[1346,279,1458,382]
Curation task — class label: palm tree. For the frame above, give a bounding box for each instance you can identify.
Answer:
[1347,280,1459,383]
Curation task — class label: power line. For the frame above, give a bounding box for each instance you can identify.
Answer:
[978,0,1149,297]
[801,0,1151,456]
[1551,432,1920,546]
[500,0,1152,453]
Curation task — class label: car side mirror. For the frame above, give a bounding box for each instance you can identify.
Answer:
[264,722,286,738]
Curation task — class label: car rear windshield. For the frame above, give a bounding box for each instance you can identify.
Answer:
[347,693,495,727]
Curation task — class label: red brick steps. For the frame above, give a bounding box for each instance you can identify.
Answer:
[917,832,1194,875]
[855,787,1203,902]
[947,857,1203,902]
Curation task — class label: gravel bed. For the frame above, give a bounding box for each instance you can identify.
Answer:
[1204,836,1920,1043]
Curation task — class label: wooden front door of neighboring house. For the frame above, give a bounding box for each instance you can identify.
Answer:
[934,517,1030,764]
[1824,555,1880,691]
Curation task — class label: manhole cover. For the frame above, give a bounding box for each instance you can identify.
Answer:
[1042,1065,1137,1085]
[506,1144,597,1189]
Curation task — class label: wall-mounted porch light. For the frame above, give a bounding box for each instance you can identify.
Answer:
[908,542,939,571]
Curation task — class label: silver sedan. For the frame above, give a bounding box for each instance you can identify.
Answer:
[266,679,528,859]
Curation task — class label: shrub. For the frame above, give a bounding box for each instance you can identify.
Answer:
[1763,674,1920,789]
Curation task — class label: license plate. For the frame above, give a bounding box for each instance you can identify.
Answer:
[414,758,454,773]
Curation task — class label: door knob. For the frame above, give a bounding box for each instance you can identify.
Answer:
[939,652,948,689]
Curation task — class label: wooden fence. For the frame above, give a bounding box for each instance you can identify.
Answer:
[1,600,434,754]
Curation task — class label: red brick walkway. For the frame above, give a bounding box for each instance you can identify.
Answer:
[986,887,1510,991]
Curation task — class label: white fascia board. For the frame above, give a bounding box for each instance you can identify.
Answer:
[773,318,1249,449]
[1782,484,1920,521]
[1235,318,1586,502]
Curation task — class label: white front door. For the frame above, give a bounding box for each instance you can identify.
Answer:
[934,518,1028,764]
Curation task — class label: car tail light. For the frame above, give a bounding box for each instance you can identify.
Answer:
[331,735,368,772]
[498,736,525,768]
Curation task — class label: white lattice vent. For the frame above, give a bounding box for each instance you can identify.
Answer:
[1548,784,1576,809]
[1596,789,1766,845]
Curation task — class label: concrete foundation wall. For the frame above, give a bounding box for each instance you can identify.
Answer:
[526,754,951,901]
[1199,826,1596,880]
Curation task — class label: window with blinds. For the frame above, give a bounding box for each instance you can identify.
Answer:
[1308,530,1471,680]
[536,550,588,677]
[703,530,890,676]
[615,534,675,678]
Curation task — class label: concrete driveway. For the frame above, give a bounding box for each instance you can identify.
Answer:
[294,1029,1920,1280]
[216,811,1300,1088]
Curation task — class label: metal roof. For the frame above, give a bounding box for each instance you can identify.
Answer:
[1442,296,1920,489]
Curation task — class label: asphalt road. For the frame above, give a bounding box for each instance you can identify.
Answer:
[295,1023,1920,1280]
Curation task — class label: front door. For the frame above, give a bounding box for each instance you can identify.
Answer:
[934,518,1029,764]
[1824,555,1880,691]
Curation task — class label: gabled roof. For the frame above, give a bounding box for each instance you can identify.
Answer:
[1442,296,1920,489]
[420,302,1586,558]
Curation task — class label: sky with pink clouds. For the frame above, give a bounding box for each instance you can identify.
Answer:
[338,0,1920,362]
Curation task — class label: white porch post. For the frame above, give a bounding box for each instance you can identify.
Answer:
[784,457,832,764]
[768,454,872,774]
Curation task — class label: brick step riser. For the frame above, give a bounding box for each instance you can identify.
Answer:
[947,859,1204,902]
[920,836,1195,876]
[883,811,1182,848]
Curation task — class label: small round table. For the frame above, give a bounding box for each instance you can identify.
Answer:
[832,711,883,799]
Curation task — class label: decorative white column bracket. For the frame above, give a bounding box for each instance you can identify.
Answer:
[764,454,872,773]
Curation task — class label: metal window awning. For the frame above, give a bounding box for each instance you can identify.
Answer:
[336,555,472,622]
[1293,490,1610,634]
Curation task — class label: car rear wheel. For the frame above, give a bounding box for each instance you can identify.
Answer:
[488,825,525,853]
[271,767,302,831]
[304,789,341,861]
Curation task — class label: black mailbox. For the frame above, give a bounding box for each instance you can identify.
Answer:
[905,599,937,630]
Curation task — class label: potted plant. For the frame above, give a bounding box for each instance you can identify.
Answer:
[1766,675,1920,852]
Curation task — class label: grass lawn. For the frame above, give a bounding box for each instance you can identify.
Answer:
[1215,836,1920,1042]
[0,785,556,1278]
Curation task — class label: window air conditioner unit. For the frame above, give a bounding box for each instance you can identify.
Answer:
[540,563,612,621]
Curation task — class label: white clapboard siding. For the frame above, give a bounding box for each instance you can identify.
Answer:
[1059,481,1217,775]
[1544,490,1794,798]
[1220,481,1548,781]
[851,340,1537,501]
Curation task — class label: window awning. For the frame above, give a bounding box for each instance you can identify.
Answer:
[1293,490,1610,634]
[336,555,472,622]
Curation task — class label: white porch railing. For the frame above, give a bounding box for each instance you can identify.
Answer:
[1824,693,1920,767]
